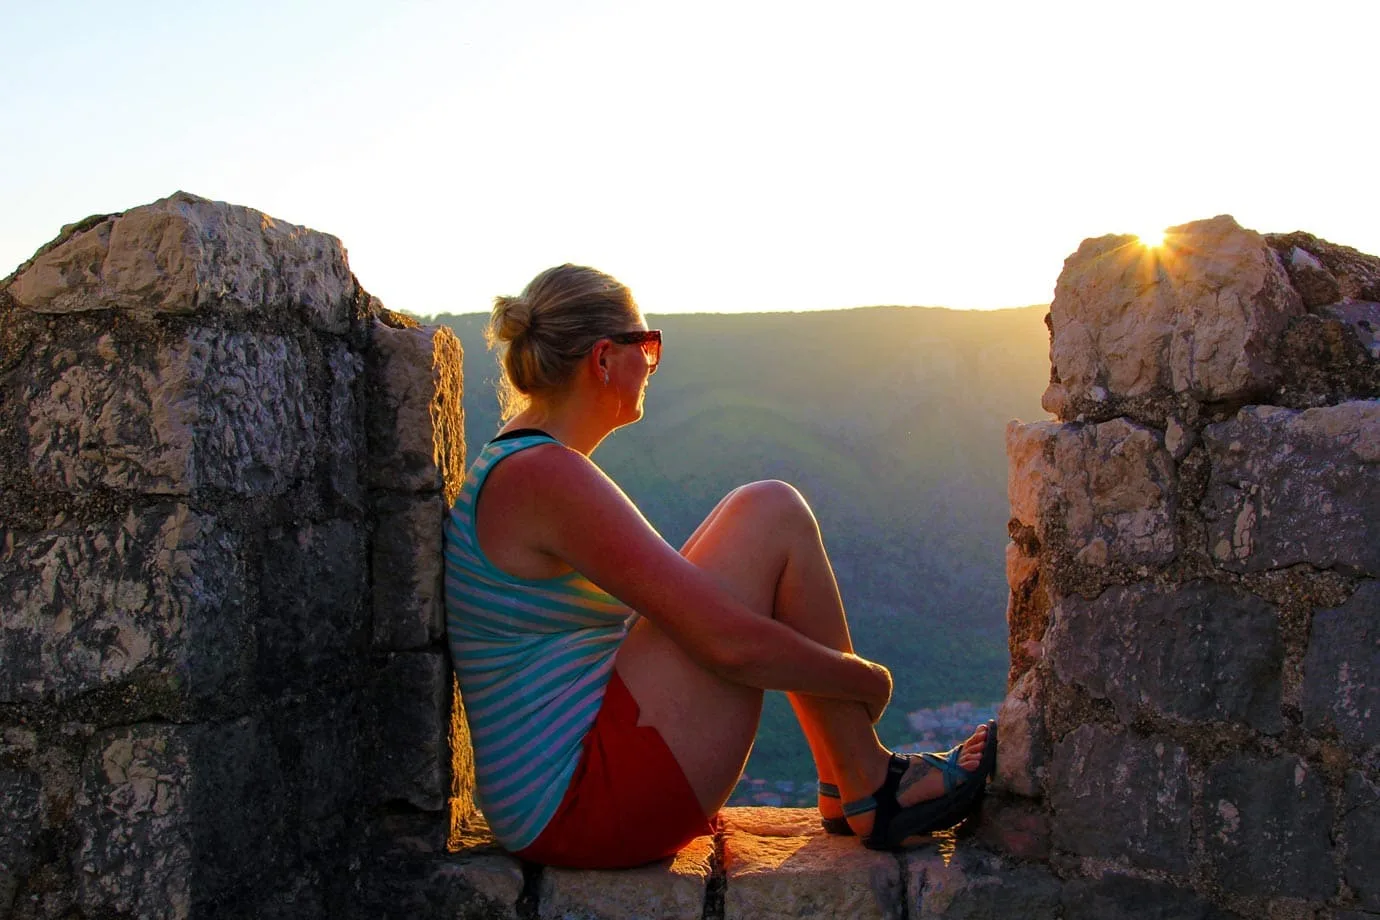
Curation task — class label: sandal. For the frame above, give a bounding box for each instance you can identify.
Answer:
[843,719,998,850]
[817,782,854,835]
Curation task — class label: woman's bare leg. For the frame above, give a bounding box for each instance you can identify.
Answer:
[614,481,988,836]
[677,486,850,821]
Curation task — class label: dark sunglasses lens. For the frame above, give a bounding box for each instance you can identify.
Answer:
[644,335,661,372]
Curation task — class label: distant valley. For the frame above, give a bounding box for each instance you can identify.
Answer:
[433,305,1052,780]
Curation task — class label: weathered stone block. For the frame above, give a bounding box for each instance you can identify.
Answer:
[325,341,366,507]
[75,725,194,920]
[720,806,825,839]
[0,507,247,708]
[429,854,523,920]
[0,768,42,914]
[1279,244,1341,308]
[368,652,451,811]
[187,719,292,908]
[995,667,1047,797]
[4,192,354,330]
[270,693,363,860]
[724,812,901,920]
[1061,874,1237,920]
[258,519,367,695]
[1203,753,1334,899]
[540,835,713,920]
[1048,725,1191,872]
[972,796,1051,861]
[373,494,444,650]
[1342,771,1380,909]
[1043,215,1303,418]
[1203,401,1380,575]
[1266,230,1380,304]
[908,847,1063,919]
[1004,539,1050,683]
[1302,580,1380,748]
[1321,301,1380,359]
[1278,311,1380,408]
[1007,418,1176,568]
[366,321,465,498]
[1046,581,1283,732]
[26,328,315,495]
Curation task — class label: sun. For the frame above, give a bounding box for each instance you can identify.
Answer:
[1136,228,1166,248]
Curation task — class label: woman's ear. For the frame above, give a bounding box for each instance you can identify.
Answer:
[588,340,612,378]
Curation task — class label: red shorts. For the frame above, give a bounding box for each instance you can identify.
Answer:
[513,670,715,869]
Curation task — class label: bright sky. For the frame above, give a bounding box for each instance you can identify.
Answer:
[3,0,1376,314]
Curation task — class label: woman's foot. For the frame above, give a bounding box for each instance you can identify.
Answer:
[841,723,991,840]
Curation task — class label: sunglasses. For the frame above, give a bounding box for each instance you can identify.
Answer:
[608,329,662,374]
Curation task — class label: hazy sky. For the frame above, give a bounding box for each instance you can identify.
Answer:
[3,0,1376,315]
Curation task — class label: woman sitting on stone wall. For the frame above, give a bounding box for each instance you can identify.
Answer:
[443,264,996,869]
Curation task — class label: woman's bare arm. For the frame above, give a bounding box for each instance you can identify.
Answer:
[489,443,892,719]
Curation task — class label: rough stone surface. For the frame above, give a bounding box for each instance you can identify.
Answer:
[721,806,827,839]
[1279,244,1341,307]
[1043,215,1303,418]
[74,725,195,919]
[1048,724,1192,872]
[1266,230,1380,304]
[1004,539,1049,683]
[1046,581,1283,732]
[429,855,523,920]
[26,328,315,495]
[1278,310,1380,409]
[367,321,466,498]
[325,341,366,507]
[1302,580,1380,748]
[1007,418,1176,568]
[257,519,367,697]
[1203,753,1335,899]
[1341,771,1380,910]
[540,835,713,920]
[724,812,901,920]
[0,506,247,708]
[1321,301,1380,359]
[908,848,1063,919]
[373,494,445,650]
[995,667,1046,796]
[3,192,354,330]
[368,652,451,811]
[1061,874,1236,920]
[1203,401,1380,575]
[0,769,41,915]
[971,796,1051,861]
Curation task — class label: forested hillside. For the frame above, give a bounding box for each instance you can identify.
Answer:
[434,305,1052,780]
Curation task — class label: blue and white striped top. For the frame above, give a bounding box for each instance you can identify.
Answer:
[443,430,632,851]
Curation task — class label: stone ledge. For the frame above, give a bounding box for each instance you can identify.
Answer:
[424,808,1050,920]
[418,807,1277,920]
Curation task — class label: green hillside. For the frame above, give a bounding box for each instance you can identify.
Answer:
[435,305,1051,781]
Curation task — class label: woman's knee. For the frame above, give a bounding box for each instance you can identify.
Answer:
[723,479,818,534]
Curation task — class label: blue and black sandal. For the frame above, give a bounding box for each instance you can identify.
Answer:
[842,719,998,850]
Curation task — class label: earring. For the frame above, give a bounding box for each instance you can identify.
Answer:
[602,369,610,386]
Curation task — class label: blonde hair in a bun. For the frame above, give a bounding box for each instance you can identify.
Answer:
[486,264,640,420]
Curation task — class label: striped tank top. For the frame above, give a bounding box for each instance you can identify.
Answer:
[443,430,632,850]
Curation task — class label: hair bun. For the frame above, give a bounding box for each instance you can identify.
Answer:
[492,294,536,342]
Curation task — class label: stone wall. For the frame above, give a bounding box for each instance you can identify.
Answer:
[4,196,1377,920]
[995,216,1380,919]
[0,193,466,919]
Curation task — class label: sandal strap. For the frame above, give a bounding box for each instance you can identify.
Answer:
[842,753,909,820]
[918,746,968,794]
[818,781,841,799]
